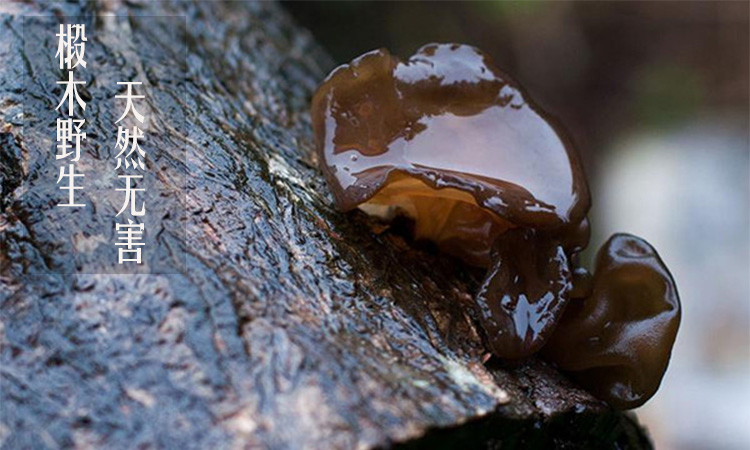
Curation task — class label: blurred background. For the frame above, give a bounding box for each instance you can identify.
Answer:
[282,1,750,449]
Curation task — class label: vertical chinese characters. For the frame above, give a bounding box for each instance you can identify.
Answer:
[114,82,147,264]
[54,24,87,207]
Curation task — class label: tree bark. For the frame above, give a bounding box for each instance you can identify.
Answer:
[0,1,651,449]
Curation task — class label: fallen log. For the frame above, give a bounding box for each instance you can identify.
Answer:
[0,1,652,448]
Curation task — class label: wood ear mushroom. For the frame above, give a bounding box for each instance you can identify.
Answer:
[311,43,681,409]
[542,234,681,409]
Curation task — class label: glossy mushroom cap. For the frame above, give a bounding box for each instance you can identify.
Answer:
[311,43,590,267]
[542,234,682,410]
[475,228,572,358]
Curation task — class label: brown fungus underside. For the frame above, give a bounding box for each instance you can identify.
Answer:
[311,43,681,410]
